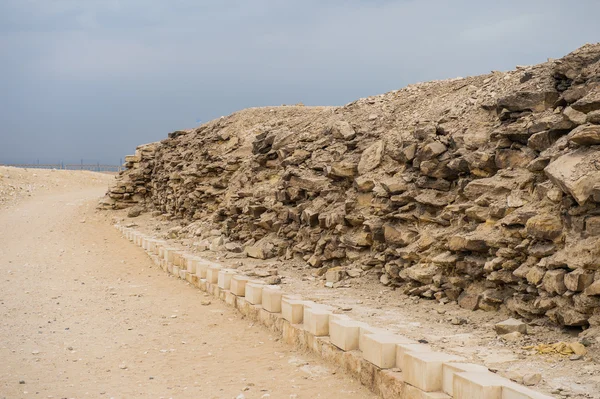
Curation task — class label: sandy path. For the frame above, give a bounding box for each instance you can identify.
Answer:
[0,180,375,398]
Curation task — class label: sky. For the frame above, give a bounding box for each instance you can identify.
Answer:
[0,1,599,165]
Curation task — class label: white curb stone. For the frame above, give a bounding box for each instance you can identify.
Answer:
[217,269,236,290]
[403,351,465,392]
[395,342,432,371]
[502,383,555,399]
[329,318,369,351]
[245,282,266,305]
[303,305,332,336]
[453,371,509,399]
[206,265,222,284]
[230,275,250,296]
[361,333,416,369]
[281,297,306,324]
[262,285,283,313]
[358,325,392,352]
[442,362,489,396]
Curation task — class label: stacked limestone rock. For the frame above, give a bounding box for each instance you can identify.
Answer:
[102,44,600,328]
[99,142,159,210]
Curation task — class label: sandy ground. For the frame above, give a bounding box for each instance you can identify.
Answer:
[0,167,376,399]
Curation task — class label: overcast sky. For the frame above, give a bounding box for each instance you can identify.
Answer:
[1,0,599,165]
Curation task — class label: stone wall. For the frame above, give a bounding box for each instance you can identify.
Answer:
[101,44,600,328]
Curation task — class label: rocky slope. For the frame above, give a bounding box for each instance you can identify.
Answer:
[101,43,600,329]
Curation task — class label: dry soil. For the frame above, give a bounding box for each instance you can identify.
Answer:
[0,167,376,399]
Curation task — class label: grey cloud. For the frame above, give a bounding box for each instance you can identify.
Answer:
[1,0,599,164]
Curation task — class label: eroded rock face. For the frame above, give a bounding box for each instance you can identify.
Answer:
[101,43,600,328]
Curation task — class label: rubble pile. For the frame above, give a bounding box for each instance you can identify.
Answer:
[101,44,600,328]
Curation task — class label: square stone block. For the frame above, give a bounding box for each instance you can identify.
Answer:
[303,306,332,336]
[329,318,369,351]
[245,282,265,305]
[217,269,236,289]
[173,251,185,267]
[181,255,194,273]
[230,275,250,296]
[501,383,554,399]
[179,269,187,280]
[358,325,393,352]
[225,290,237,307]
[262,286,283,313]
[153,240,166,255]
[404,352,466,392]
[206,265,222,284]
[453,371,509,399]
[281,297,305,324]
[396,343,432,371]
[442,362,489,396]
[403,384,452,399]
[172,265,180,276]
[362,333,416,369]
[196,262,209,279]
[144,239,155,253]
[163,247,178,263]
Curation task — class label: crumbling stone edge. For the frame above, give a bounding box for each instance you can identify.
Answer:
[116,224,554,399]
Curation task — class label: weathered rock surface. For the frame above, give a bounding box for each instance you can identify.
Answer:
[101,44,600,328]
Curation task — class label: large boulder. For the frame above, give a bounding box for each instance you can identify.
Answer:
[496,91,559,112]
[544,148,600,204]
[568,124,600,146]
[571,88,600,113]
[358,141,385,175]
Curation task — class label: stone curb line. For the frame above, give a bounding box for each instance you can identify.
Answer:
[117,225,555,399]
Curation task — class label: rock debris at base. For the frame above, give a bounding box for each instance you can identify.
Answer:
[101,43,600,330]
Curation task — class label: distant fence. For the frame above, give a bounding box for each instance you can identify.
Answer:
[1,163,124,173]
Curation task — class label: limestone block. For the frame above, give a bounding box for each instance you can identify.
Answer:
[404,352,465,392]
[206,265,222,284]
[362,333,416,369]
[359,325,392,352]
[224,290,237,307]
[453,371,509,399]
[230,275,250,296]
[329,318,369,351]
[281,297,306,324]
[172,265,180,277]
[217,269,236,290]
[501,383,555,399]
[303,305,332,336]
[163,247,178,263]
[172,251,185,267]
[396,343,432,370]
[442,362,489,396]
[153,240,166,255]
[403,384,452,399]
[196,261,212,279]
[182,255,196,273]
[145,239,156,253]
[262,285,283,313]
[245,282,265,305]
[179,269,187,280]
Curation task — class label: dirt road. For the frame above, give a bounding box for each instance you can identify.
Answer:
[0,170,375,399]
